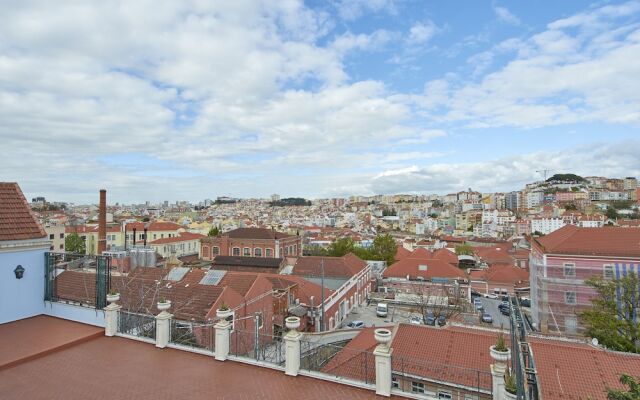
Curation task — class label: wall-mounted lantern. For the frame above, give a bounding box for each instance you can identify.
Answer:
[14,265,25,279]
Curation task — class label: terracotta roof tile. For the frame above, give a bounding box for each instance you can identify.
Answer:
[534,225,640,257]
[0,182,47,241]
[383,258,466,280]
[293,254,366,279]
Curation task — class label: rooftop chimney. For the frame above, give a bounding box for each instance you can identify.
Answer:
[98,189,107,254]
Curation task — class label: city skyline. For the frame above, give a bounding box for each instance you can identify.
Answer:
[2,1,640,203]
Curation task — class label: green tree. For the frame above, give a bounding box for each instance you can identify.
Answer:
[607,207,620,220]
[564,202,578,211]
[326,237,356,257]
[65,233,86,254]
[370,234,396,265]
[607,374,640,400]
[207,226,220,237]
[580,272,640,353]
[455,244,474,256]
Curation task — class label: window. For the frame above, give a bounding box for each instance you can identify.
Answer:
[265,248,273,257]
[411,381,425,394]
[232,247,240,256]
[565,291,577,305]
[59,233,64,239]
[59,244,63,249]
[243,247,251,256]
[49,234,54,239]
[153,234,157,239]
[438,391,452,400]
[50,246,54,251]
[392,377,399,389]
[212,246,220,255]
[563,263,576,277]
[603,264,614,280]
[254,248,262,257]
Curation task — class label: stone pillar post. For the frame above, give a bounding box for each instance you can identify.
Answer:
[373,328,393,397]
[284,317,301,376]
[155,301,172,349]
[104,293,121,337]
[490,344,511,400]
[215,308,233,361]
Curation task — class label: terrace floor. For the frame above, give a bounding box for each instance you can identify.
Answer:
[0,315,103,370]
[1,316,387,399]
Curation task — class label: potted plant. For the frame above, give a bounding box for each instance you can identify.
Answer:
[504,368,517,399]
[106,289,120,303]
[490,332,511,362]
[157,297,171,311]
[216,303,233,320]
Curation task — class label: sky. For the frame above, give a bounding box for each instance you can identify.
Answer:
[1,0,640,204]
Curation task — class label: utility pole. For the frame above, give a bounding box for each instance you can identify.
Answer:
[320,259,325,332]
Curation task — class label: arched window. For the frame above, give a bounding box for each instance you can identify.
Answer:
[212,246,220,255]
[243,247,251,256]
[265,248,273,257]
[232,247,240,256]
[254,248,262,257]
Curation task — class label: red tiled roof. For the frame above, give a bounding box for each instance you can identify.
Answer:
[534,225,640,257]
[432,248,459,266]
[293,253,367,279]
[325,325,493,391]
[149,232,206,245]
[395,246,411,261]
[383,258,467,280]
[0,182,47,241]
[472,246,515,266]
[407,247,434,259]
[530,338,640,400]
[471,265,529,285]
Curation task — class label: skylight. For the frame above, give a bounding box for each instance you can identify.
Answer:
[165,267,189,282]
[199,269,227,285]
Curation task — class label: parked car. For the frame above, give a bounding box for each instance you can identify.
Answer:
[519,297,531,307]
[500,307,510,316]
[437,315,446,326]
[409,315,423,325]
[425,313,436,326]
[474,298,484,311]
[481,313,493,323]
[483,293,499,299]
[347,320,365,329]
[498,302,510,311]
[376,303,388,317]
[501,295,510,302]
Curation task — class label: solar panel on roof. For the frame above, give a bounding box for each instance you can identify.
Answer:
[199,269,227,285]
[165,267,189,282]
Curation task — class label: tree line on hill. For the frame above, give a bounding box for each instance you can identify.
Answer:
[269,197,311,207]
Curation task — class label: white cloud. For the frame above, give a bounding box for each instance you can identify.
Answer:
[494,6,521,25]
[369,140,640,194]
[407,20,439,44]
[417,2,640,128]
[333,0,398,21]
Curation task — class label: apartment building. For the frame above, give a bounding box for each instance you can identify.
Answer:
[530,225,640,334]
[44,224,65,252]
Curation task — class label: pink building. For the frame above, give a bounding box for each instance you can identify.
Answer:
[530,225,640,335]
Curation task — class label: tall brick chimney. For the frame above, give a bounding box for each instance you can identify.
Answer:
[98,189,107,254]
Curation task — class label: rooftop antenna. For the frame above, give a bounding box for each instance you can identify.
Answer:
[536,169,552,181]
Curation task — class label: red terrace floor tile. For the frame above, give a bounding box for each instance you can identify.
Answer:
[0,315,103,370]
[0,334,388,400]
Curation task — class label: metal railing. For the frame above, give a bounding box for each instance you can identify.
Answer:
[392,355,492,396]
[300,340,375,385]
[230,329,284,366]
[170,319,215,352]
[510,295,540,400]
[44,252,111,309]
[118,311,156,340]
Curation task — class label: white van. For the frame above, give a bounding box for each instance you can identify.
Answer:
[376,303,388,317]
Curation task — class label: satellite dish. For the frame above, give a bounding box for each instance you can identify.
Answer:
[591,338,599,346]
